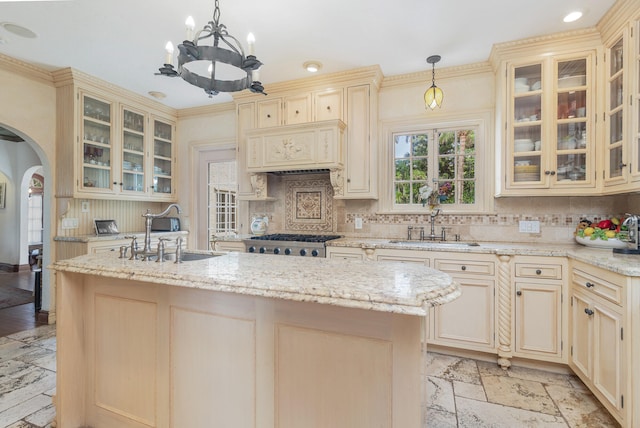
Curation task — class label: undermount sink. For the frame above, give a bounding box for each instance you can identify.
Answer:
[179,252,221,262]
[388,240,480,247]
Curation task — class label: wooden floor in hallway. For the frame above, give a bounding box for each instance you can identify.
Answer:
[0,271,46,338]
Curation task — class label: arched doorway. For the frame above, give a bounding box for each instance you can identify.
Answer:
[0,125,53,324]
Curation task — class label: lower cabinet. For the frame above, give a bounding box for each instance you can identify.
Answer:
[512,256,566,363]
[325,246,365,260]
[569,261,626,425]
[430,255,496,352]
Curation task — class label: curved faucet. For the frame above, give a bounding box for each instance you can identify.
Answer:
[138,204,182,260]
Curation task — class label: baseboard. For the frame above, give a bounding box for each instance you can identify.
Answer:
[0,263,19,273]
[36,310,49,325]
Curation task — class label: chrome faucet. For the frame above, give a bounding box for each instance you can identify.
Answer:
[427,208,441,241]
[131,203,182,261]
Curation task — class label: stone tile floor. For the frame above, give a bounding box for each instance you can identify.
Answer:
[0,325,620,427]
[426,352,620,427]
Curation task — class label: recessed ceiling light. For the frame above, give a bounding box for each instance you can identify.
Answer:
[148,91,167,99]
[0,22,37,38]
[563,11,583,23]
[303,61,322,73]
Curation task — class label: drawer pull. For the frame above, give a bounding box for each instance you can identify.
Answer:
[585,282,595,288]
[516,290,522,296]
[584,308,594,316]
[535,269,542,275]
[461,265,467,271]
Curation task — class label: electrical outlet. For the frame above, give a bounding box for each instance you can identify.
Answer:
[354,217,363,229]
[81,201,90,213]
[518,220,540,233]
[62,218,79,229]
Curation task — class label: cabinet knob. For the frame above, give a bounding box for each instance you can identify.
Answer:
[535,269,542,275]
[461,265,467,271]
[585,282,595,288]
[619,163,627,169]
[266,114,271,118]
[326,106,331,111]
[295,110,299,115]
[584,308,594,316]
[544,170,556,176]
[516,290,522,296]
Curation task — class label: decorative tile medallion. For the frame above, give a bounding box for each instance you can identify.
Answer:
[285,175,334,232]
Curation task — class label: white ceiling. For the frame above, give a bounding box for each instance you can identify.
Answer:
[0,0,616,110]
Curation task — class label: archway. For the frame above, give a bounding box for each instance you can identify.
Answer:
[0,124,53,318]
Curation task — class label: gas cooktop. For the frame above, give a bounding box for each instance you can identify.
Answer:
[247,234,341,243]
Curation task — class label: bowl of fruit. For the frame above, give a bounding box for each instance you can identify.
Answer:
[574,217,628,249]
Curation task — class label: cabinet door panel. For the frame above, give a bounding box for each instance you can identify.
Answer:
[432,278,494,351]
[515,282,561,357]
[345,85,371,195]
[592,301,623,411]
[257,99,282,128]
[315,90,343,121]
[284,95,311,125]
[571,293,592,380]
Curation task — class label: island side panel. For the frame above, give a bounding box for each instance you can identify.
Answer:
[55,271,88,428]
[56,273,424,428]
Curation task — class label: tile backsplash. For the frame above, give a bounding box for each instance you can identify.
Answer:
[250,174,640,244]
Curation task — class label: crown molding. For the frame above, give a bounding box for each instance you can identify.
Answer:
[598,0,640,44]
[381,61,493,89]
[177,101,235,118]
[489,28,601,69]
[51,67,177,117]
[232,65,383,103]
[0,53,54,86]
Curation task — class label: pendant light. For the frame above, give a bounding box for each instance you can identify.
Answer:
[424,55,443,110]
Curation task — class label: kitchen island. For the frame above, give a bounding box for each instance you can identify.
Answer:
[51,251,460,428]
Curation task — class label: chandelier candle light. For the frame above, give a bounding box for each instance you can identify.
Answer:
[157,0,265,97]
[424,55,443,110]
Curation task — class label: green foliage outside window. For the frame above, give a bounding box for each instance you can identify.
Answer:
[394,129,476,207]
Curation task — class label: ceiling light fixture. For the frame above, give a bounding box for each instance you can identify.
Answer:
[0,22,37,38]
[303,61,322,73]
[563,11,583,23]
[156,0,265,97]
[424,55,443,110]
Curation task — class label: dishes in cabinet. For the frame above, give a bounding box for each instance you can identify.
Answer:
[514,139,534,152]
[514,164,540,182]
[558,75,585,88]
[530,81,541,91]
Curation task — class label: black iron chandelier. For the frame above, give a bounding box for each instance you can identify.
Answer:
[157,0,265,97]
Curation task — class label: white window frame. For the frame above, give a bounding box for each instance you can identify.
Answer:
[379,111,494,214]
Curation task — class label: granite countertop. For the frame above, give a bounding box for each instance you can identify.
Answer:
[54,230,188,243]
[50,251,461,316]
[327,238,640,277]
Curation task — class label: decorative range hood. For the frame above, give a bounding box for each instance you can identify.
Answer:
[245,119,346,173]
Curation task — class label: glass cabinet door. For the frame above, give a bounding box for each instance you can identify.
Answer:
[511,63,542,184]
[555,58,589,184]
[121,108,146,194]
[152,119,174,195]
[605,36,626,184]
[81,95,112,191]
[633,22,640,182]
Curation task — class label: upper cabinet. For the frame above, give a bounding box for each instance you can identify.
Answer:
[499,49,597,195]
[55,70,177,202]
[604,34,627,187]
[235,66,382,201]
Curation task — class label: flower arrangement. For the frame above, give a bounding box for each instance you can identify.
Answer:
[438,182,452,202]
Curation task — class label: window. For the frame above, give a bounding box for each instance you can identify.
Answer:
[208,160,237,236]
[382,114,489,213]
[394,129,476,207]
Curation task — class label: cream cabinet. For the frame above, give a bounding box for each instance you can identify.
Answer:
[333,84,378,199]
[512,256,566,363]
[56,75,177,201]
[502,51,597,195]
[325,246,365,260]
[255,91,341,128]
[570,262,626,425]
[430,255,496,353]
[314,89,343,121]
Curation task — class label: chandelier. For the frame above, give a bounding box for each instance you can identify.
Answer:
[424,55,443,110]
[157,0,265,97]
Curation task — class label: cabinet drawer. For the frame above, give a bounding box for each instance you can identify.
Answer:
[515,263,562,280]
[572,268,622,306]
[434,259,494,276]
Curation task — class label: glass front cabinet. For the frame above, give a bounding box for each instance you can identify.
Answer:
[76,90,176,201]
[504,52,596,194]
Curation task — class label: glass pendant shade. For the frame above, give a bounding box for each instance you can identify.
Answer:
[424,84,443,110]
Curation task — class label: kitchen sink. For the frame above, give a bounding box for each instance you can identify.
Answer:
[388,240,481,247]
[179,252,221,262]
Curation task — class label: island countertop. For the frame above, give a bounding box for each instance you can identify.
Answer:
[51,251,460,316]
